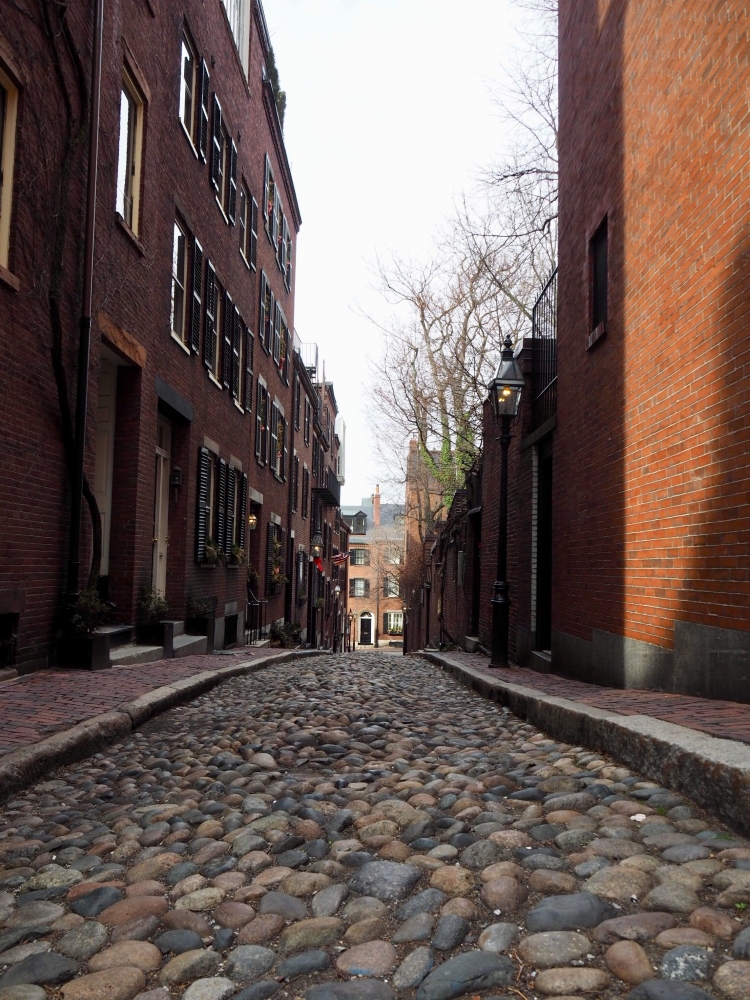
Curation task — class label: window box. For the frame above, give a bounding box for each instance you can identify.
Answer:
[56,634,110,671]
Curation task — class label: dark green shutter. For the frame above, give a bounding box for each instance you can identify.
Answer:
[211,94,222,192]
[237,473,248,550]
[203,260,216,369]
[250,196,258,269]
[196,447,211,562]
[244,330,254,410]
[225,467,236,559]
[383,613,388,635]
[199,60,210,161]
[222,290,233,388]
[231,308,241,400]
[228,140,237,222]
[266,521,275,595]
[190,237,203,353]
[216,458,227,552]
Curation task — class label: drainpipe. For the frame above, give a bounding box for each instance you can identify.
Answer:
[68,0,104,595]
[285,366,297,623]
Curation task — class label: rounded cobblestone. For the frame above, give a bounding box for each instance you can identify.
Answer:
[1,653,748,1000]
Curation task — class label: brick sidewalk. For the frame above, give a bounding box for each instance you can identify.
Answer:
[0,649,269,755]
[433,649,750,745]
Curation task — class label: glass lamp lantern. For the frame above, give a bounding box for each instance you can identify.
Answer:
[311,531,323,559]
[489,336,524,419]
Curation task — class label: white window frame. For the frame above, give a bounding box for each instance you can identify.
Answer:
[170,219,188,344]
[221,0,250,73]
[115,70,144,234]
[0,65,18,271]
[386,612,403,634]
[179,34,197,144]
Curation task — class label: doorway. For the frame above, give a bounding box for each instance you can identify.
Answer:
[359,613,372,645]
[535,439,553,650]
[93,359,117,590]
[152,416,172,595]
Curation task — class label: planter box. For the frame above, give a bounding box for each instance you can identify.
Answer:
[57,634,110,671]
[186,614,215,652]
[135,621,174,658]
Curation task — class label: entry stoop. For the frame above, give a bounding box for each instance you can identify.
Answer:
[173,633,207,657]
[530,649,552,674]
[109,643,164,666]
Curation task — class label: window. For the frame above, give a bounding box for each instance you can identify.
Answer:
[230,307,243,403]
[285,225,292,289]
[269,400,286,479]
[590,217,608,335]
[221,0,249,72]
[350,548,369,566]
[302,466,309,519]
[171,219,188,343]
[385,546,401,565]
[294,376,301,430]
[211,95,236,221]
[303,397,311,445]
[312,435,319,481]
[383,573,400,598]
[179,35,197,142]
[264,154,276,241]
[256,379,269,464]
[259,271,273,352]
[385,611,403,634]
[211,279,224,382]
[350,514,366,535]
[273,302,289,379]
[238,183,257,267]
[115,72,144,233]
[0,66,18,270]
[266,521,286,596]
[244,326,254,411]
[350,578,369,598]
[292,454,300,511]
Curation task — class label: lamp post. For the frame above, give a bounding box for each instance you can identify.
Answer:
[347,610,355,652]
[488,335,525,667]
[333,583,341,652]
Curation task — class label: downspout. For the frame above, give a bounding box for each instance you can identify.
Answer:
[68,0,104,594]
[285,367,297,623]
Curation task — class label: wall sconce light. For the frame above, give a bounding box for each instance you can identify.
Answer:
[247,512,258,531]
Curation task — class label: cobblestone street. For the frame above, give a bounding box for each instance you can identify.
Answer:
[1,653,749,1000]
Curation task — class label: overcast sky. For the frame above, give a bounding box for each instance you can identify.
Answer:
[262,0,520,507]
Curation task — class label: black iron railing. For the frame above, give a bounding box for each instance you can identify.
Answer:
[531,267,558,430]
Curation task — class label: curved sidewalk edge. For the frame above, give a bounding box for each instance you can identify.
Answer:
[0,648,327,803]
[416,650,750,834]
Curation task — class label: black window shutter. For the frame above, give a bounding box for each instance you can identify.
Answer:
[278,526,286,585]
[266,521,275,595]
[203,261,216,369]
[273,302,280,363]
[228,139,237,222]
[255,382,263,459]
[199,60,210,161]
[263,154,270,223]
[222,291,233,389]
[190,237,203,353]
[231,306,241,399]
[196,447,211,562]
[292,455,299,510]
[237,472,248,550]
[285,228,292,289]
[349,579,355,598]
[364,580,370,598]
[244,330,254,411]
[225,468,236,559]
[216,458,227,552]
[211,94,222,192]
[258,272,267,349]
[269,401,278,473]
[383,613,388,635]
[250,197,258,269]
[282,418,288,480]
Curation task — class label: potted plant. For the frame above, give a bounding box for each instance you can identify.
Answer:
[270,620,301,648]
[57,589,112,670]
[231,545,247,566]
[203,538,219,565]
[136,588,173,654]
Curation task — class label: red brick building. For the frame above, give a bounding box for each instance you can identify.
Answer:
[410,3,750,703]
[0,0,345,670]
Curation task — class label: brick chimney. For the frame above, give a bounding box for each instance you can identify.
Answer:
[373,484,381,527]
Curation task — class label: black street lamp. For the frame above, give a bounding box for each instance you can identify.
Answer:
[488,335,525,667]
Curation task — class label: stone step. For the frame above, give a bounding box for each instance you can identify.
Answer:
[95,624,133,648]
[173,633,207,657]
[109,643,164,667]
[164,619,185,637]
[0,667,18,685]
[246,637,270,648]
[530,649,552,674]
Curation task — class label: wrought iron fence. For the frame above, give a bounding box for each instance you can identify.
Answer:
[531,266,558,430]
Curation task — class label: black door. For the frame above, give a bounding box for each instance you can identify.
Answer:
[360,616,372,645]
[536,442,553,650]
